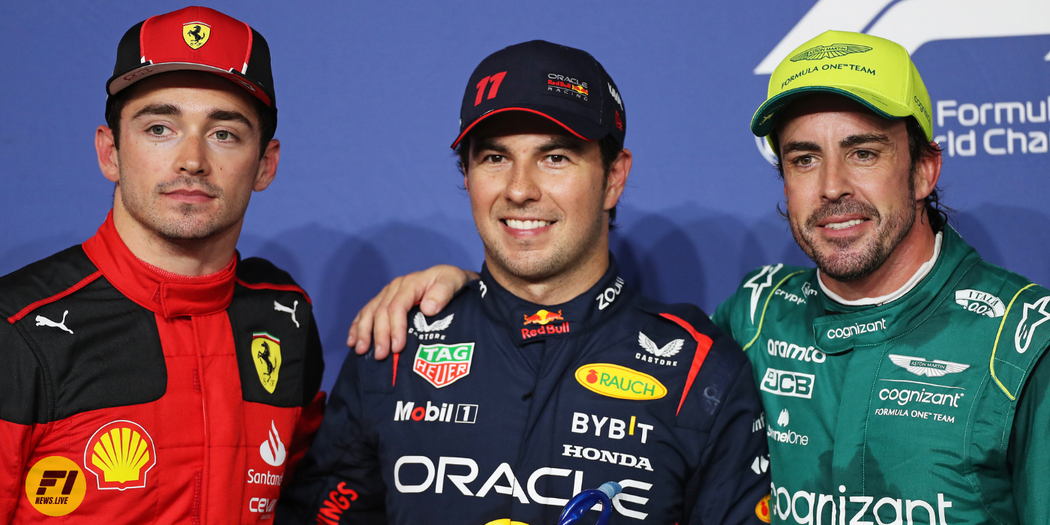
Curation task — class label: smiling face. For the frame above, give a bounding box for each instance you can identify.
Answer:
[465,113,629,302]
[777,95,936,285]
[98,71,278,249]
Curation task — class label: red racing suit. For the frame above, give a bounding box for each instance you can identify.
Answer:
[0,212,325,524]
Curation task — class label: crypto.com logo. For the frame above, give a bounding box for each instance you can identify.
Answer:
[754,0,1050,164]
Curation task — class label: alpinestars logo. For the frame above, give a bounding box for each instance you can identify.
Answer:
[409,312,454,341]
[744,264,783,323]
[1015,295,1050,354]
[888,354,969,378]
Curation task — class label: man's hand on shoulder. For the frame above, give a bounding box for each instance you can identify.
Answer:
[348,265,477,360]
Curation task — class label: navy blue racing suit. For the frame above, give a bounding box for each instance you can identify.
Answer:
[278,258,770,524]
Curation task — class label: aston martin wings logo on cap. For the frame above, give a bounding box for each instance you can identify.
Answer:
[790,43,872,62]
[182,22,211,50]
[888,354,970,377]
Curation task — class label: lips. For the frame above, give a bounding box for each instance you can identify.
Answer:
[163,188,215,203]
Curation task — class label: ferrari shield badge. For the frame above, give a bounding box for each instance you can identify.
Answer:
[252,332,282,393]
[182,22,211,50]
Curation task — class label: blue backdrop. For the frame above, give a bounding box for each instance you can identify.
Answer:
[3,0,1048,393]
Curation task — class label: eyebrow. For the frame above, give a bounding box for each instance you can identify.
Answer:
[840,133,891,148]
[130,103,179,121]
[781,140,820,155]
[129,104,254,130]
[209,109,254,130]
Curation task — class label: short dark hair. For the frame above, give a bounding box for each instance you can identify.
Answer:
[455,133,624,226]
[772,115,949,231]
[105,79,276,158]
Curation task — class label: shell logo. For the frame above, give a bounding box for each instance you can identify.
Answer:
[83,420,157,491]
[574,363,667,400]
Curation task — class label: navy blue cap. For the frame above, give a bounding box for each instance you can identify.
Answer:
[452,40,626,149]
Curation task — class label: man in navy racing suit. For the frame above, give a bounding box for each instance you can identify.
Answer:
[277,40,770,525]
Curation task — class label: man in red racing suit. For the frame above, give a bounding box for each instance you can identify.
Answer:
[0,7,324,524]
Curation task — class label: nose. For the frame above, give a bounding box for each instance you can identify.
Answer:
[504,161,542,205]
[177,134,210,176]
[819,155,853,202]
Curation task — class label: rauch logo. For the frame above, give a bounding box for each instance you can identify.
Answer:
[574,363,667,401]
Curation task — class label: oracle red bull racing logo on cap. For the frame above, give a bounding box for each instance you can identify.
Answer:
[575,364,667,400]
[522,309,570,340]
[413,343,475,388]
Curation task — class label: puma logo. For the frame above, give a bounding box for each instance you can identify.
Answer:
[36,310,73,334]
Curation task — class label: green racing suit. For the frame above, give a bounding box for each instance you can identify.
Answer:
[714,225,1050,525]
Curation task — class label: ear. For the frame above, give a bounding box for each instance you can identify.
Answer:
[912,141,942,204]
[96,126,120,183]
[253,139,281,192]
[603,147,632,211]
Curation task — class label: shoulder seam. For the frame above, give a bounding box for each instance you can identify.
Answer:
[7,270,104,324]
[234,278,312,304]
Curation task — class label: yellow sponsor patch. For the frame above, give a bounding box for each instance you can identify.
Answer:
[25,456,86,516]
[575,363,667,400]
[756,494,771,523]
[485,520,529,525]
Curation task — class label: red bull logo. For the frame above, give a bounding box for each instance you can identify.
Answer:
[522,310,570,340]
[523,309,563,325]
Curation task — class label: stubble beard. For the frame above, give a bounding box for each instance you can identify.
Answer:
[483,205,607,285]
[120,171,235,242]
[790,190,916,283]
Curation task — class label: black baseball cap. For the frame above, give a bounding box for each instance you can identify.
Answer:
[452,40,626,149]
[106,6,276,124]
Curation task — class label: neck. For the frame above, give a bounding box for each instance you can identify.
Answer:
[111,206,241,277]
[487,245,610,306]
[819,214,937,302]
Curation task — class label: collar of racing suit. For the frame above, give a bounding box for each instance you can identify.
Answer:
[81,210,237,318]
[476,254,631,346]
[811,225,982,354]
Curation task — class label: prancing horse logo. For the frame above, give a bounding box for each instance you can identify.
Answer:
[182,22,211,50]
[251,333,282,393]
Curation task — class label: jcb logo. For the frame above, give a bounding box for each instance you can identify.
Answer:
[760,368,815,399]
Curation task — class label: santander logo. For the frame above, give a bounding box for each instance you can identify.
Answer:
[260,421,287,467]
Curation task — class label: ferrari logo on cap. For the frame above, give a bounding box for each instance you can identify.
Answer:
[182,22,211,50]
[252,332,282,393]
[790,43,872,62]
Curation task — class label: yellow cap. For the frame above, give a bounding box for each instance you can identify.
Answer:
[751,30,933,150]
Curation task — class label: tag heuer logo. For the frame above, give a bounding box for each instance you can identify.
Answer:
[413,343,474,388]
[252,333,282,393]
[888,354,969,377]
[182,22,211,50]
[790,43,872,62]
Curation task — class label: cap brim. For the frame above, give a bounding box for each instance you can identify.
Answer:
[751,85,913,139]
[107,62,272,107]
[451,106,605,149]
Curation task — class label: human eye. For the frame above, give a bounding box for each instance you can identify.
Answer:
[547,154,567,163]
[148,124,170,136]
[854,149,875,160]
[213,129,236,142]
[793,154,814,167]
[483,154,504,164]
